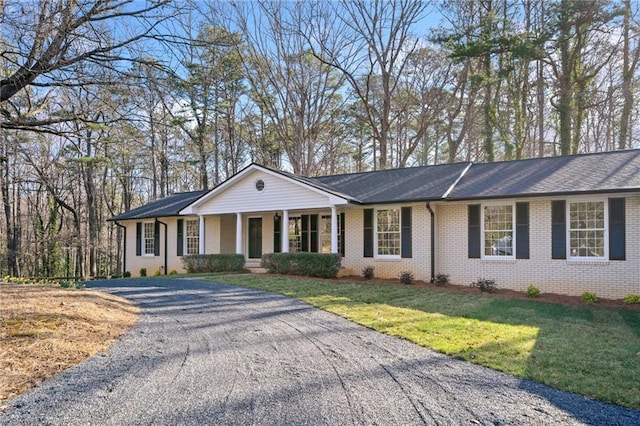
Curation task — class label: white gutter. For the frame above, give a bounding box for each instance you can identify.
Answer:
[442,162,472,199]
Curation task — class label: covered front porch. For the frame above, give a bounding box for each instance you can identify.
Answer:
[198,208,345,267]
[181,164,351,266]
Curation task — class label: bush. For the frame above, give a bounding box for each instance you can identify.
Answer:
[582,292,598,303]
[182,254,245,273]
[434,273,449,286]
[399,271,414,285]
[261,252,341,278]
[471,278,497,293]
[526,285,541,298]
[154,269,162,276]
[362,266,375,280]
[123,271,131,278]
[623,294,640,305]
[139,268,147,277]
[169,270,178,275]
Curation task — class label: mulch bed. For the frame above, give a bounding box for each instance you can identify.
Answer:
[333,275,640,311]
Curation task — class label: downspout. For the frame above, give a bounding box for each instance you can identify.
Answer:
[155,219,168,275]
[426,203,435,283]
[114,221,126,277]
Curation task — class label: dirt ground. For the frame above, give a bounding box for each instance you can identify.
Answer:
[0,284,139,408]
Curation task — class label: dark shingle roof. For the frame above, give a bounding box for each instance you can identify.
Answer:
[314,162,472,204]
[447,150,640,200]
[109,190,209,221]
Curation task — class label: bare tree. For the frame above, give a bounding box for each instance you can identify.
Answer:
[310,0,428,170]
[0,0,172,131]
[230,1,347,176]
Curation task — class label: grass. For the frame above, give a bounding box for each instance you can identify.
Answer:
[0,283,138,407]
[215,274,640,410]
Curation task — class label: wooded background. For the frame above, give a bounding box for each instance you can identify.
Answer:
[1,0,638,278]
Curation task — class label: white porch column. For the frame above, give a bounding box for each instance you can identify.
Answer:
[331,206,338,254]
[236,212,243,255]
[198,215,206,254]
[282,210,289,253]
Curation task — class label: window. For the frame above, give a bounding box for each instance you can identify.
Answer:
[185,219,199,255]
[143,222,155,256]
[376,208,400,256]
[321,215,341,253]
[288,216,302,252]
[482,204,514,258]
[568,201,606,258]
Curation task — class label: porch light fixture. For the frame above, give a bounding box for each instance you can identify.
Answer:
[274,211,280,219]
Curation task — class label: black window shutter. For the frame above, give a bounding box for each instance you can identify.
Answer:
[301,215,309,252]
[273,215,281,253]
[609,198,625,261]
[551,200,566,259]
[515,202,529,259]
[136,222,142,256]
[310,215,319,253]
[401,206,412,258]
[468,205,481,258]
[153,221,160,256]
[364,209,374,258]
[340,212,345,257]
[177,219,184,257]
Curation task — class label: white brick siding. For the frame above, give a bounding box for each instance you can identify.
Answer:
[436,195,640,299]
[342,204,432,282]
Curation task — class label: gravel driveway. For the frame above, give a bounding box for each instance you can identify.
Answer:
[2,278,639,425]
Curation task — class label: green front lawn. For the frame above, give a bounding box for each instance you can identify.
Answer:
[214,274,640,410]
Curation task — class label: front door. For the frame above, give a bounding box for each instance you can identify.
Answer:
[248,217,262,259]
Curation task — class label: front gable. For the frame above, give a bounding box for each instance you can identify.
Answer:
[181,165,350,215]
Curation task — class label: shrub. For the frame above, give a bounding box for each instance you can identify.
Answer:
[59,280,72,288]
[169,270,178,275]
[154,269,162,276]
[623,294,640,305]
[399,271,414,285]
[123,271,131,278]
[434,273,449,286]
[471,278,497,293]
[362,266,375,280]
[582,292,598,303]
[526,285,541,298]
[140,268,147,277]
[182,254,245,273]
[261,252,341,278]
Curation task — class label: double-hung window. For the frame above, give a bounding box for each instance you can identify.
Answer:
[143,222,155,256]
[568,200,606,259]
[185,219,200,255]
[482,204,514,258]
[376,208,400,257]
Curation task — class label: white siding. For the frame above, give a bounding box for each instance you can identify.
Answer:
[193,170,344,215]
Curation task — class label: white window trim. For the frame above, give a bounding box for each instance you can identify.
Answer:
[566,197,609,261]
[374,206,402,259]
[481,201,516,260]
[184,219,200,256]
[142,221,155,257]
